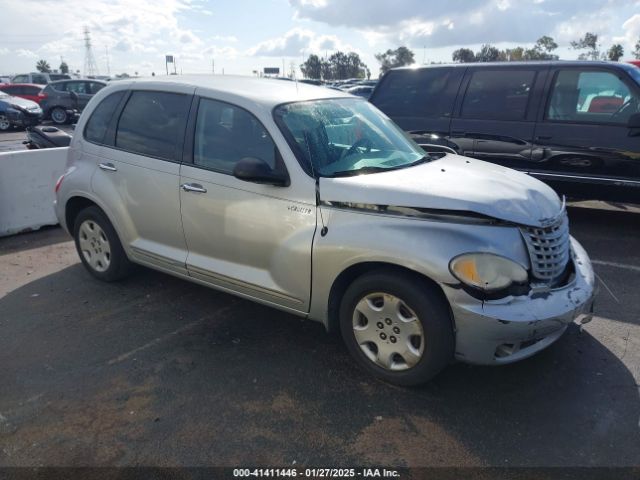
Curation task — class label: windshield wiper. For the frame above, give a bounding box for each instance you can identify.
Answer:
[325,166,391,178]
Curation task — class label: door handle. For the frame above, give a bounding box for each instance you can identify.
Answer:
[98,162,117,172]
[451,130,466,136]
[181,183,207,193]
[535,135,552,141]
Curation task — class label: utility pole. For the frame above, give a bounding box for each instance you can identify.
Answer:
[83,26,99,77]
[212,59,215,74]
[282,58,285,77]
[105,46,110,76]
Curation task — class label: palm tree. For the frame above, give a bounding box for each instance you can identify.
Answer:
[36,59,51,73]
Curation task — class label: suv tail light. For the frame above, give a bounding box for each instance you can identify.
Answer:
[38,92,48,100]
[54,174,65,193]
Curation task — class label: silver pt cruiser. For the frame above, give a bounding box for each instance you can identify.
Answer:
[54,76,596,385]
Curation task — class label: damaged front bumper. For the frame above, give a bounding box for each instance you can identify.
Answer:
[443,237,596,365]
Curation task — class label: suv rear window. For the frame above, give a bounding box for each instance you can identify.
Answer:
[461,69,535,120]
[115,91,190,160]
[371,68,453,118]
[84,91,125,144]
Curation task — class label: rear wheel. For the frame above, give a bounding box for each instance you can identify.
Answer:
[340,270,454,386]
[73,206,133,281]
[50,107,68,125]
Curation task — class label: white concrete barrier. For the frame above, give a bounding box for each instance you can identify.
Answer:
[0,147,68,237]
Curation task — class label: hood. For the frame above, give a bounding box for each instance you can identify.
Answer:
[1,94,40,110]
[318,154,563,227]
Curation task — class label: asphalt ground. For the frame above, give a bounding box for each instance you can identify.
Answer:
[0,203,639,473]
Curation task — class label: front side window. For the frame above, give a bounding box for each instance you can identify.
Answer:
[275,98,429,177]
[547,70,639,124]
[194,98,278,174]
[371,68,453,118]
[115,91,190,160]
[32,74,47,85]
[84,91,125,144]
[461,69,535,120]
[12,75,28,83]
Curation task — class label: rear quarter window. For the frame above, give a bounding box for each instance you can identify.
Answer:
[371,68,454,118]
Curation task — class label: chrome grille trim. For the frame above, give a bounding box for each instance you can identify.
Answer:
[520,212,570,282]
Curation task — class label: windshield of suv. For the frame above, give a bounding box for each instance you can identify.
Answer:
[274,98,432,177]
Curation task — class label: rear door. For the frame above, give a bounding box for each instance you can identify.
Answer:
[449,66,543,168]
[531,66,640,202]
[91,87,194,274]
[369,67,463,152]
[65,81,92,109]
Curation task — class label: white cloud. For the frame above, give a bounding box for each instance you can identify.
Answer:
[16,49,38,59]
[248,27,356,57]
[0,47,10,56]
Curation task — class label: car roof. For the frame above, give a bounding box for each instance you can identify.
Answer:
[1,83,45,87]
[391,60,632,71]
[125,75,352,107]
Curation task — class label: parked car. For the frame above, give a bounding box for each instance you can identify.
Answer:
[39,79,107,124]
[11,72,71,84]
[0,83,45,104]
[54,77,595,385]
[346,85,375,98]
[0,90,43,131]
[628,60,640,68]
[369,61,640,204]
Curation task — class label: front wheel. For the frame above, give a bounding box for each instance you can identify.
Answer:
[0,114,11,131]
[73,206,133,282]
[340,271,454,386]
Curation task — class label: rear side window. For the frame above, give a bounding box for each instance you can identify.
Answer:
[84,91,125,144]
[371,68,453,118]
[461,69,535,120]
[12,75,28,83]
[115,91,190,160]
[52,82,67,92]
[66,82,87,94]
[25,86,41,95]
[194,98,277,174]
[87,82,105,94]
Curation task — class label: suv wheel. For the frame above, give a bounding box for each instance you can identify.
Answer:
[0,114,11,131]
[50,107,68,125]
[339,270,454,386]
[73,206,133,282]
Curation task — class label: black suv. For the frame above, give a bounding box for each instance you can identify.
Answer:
[369,61,640,204]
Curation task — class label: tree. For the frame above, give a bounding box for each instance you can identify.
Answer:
[475,44,500,62]
[536,35,558,54]
[300,54,322,79]
[633,38,640,59]
[36,59,51,73]
[59,61,69,74]
[375,46,415,74]
[607,44,624,61]
[452,48,475,63]
[571,32,600,60]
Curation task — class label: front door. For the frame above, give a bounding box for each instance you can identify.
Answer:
[179,97,316,312]
[531,66,640,202]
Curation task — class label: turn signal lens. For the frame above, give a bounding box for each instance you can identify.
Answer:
[450,253,528,293]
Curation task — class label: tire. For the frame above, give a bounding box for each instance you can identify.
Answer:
[50,107,68,125]
[339,270,454,386]
[0,114,11,131]
[73,206,133,282]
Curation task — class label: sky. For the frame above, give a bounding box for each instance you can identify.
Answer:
[1,0,639,78]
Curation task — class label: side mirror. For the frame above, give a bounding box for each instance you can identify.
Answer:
[233,157,290,187]
[628,112,640,129]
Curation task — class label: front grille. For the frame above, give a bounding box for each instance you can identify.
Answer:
[520,212,570,282]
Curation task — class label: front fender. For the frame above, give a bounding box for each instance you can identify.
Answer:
[309,207,529,327]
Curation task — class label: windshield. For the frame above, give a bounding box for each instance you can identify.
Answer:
[274,98,430,177]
